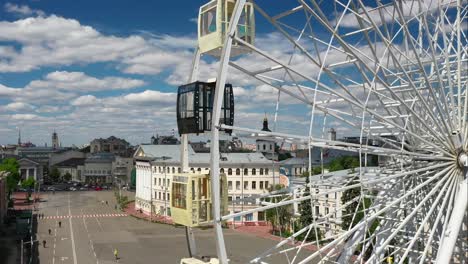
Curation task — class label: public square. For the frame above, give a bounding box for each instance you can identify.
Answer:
[35,190,310,264]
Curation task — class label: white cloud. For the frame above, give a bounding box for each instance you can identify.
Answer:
[4,3,45,17]
[3,102,35,111]
[71,95,99,106]
[334,0,457,28]
[28,71,146,92]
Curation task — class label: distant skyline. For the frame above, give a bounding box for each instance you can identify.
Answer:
[0,1,361,146]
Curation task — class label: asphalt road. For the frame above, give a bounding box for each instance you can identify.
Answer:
[35,191,312,264]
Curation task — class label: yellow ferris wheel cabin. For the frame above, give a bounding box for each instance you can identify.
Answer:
[171,173,228,227]
[198,0,255,57]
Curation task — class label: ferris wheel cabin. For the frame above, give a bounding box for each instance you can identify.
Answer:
[176,81,234,135]
[171,173,228,227]
[198,0,255,57]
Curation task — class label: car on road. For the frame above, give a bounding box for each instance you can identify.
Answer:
[94,186,102,191]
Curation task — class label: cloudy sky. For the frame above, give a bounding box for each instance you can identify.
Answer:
[1,0,459,147]
[0,0,324,146]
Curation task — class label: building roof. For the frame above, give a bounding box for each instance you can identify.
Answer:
[135,144,274,166]
[280,157,309,166]
[85,152,115,163]
[55,158,86,168]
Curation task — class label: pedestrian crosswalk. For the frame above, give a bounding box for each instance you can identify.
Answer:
[40,213,128,220]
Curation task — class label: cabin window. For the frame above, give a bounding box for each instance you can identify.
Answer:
[200,4,217,36]
[172,183,187,209]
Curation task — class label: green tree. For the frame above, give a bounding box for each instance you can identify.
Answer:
[297,176,322,242]
[63,172,72,182]
[265,184,293,236]
[0,158,20,197]
[21,177,36,201]
[49,167,61,182]
[301,167,322,177]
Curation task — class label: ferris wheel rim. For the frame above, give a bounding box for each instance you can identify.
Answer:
[198,0,468,263]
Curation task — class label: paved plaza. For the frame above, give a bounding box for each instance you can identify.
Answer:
[35,190,312,264]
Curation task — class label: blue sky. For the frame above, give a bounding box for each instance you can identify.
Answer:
[0,0,462,147]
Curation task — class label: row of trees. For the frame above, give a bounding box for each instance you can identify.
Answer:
[49,167,72,182]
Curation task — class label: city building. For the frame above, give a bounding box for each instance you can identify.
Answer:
[52,131,60,149]
[90,136,131,156]
[18,158,43,182]
[49,149,87,167]
[55,158,86,182]
[134,144,279,224]
[83,153,115,184]
[16,146,65,165]
[256,117,277,160]
[0,171,8,226]
[112,156,134,185]
[150,134,180,145]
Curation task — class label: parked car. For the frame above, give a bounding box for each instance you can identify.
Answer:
[94,186,102,191]
[79,187,88,191]
[69,187,77,191]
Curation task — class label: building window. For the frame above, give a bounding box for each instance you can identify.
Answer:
[244,181,249,190]
[252,168,256,175]
[178,167,181,173]
[263,144,266,151]
[158,192,161,200]
[228,168,232,175]
[167,179,170,187]
[172,167,175,174]
[159,167,162,173]
[270,144,272,150]
[220,168,225,174]
[325,207,329,215]
[236,168,240,175]
[259,181,264,189]
[236,181,240,190]
[167,193,170,201]
[228,181,232,190]
[228,196,232,202]
[197,168,202,173]
[154,178,157,185]
[245,213,253,221]
[244,168,248,175]
[315,206,319,215]
[264,181,269,189]
[158,178,161,186]
[251,181,256,189]
[265,168,269,175]
[259,168,263,175]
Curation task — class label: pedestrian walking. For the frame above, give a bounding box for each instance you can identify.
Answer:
[114,248,118,260]
[42,240,46,248]
[58,221,61,228]
[48,229,51,235]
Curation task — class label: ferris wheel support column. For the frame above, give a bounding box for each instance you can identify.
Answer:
[209,1,246,263]
[182,47,201,258]
[435,178,467,264]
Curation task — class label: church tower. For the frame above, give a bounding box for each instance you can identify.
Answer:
[52,131,59,149]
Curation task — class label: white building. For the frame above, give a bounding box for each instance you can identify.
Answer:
[134,144,279,224]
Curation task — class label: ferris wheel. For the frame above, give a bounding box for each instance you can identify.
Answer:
[176,0,467,263]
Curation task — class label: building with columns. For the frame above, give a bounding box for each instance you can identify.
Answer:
[18,158,43,182]
[134,144,279,224]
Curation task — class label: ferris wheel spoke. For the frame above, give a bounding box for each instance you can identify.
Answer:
[367,167,456,263]
[233,36,454,156]
[296,165,453,264]
[294,1,455,152]
[221,124,452,161]
[397,169,458,264]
